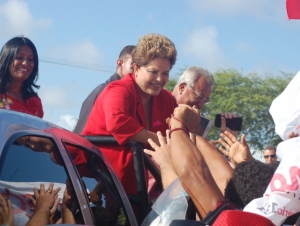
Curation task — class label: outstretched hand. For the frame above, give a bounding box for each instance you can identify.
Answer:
[0,192,14,226]
[144,130,172,170]
[34,183,61,212]
[145,130,178,189]
[215,131,254,165]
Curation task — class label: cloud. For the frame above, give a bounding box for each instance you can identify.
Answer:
[237,42,251,52]
[57,115,77,131]
[47,39,104,64]
[0,0,51,39]
[183,26,229,70]
[39,85,76,109]
[188,0,285,20]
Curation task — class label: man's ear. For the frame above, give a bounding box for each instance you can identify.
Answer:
[117,59,123,68]
[178,83,187,95]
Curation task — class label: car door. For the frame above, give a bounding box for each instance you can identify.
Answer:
[0,130,93,225]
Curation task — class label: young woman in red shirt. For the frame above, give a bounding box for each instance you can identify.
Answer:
[0,36,43,118]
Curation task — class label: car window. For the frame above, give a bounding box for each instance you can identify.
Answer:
[64,142,129,226]
[0,135,82,225]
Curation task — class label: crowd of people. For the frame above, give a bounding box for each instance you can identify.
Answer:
[0,33,298,226]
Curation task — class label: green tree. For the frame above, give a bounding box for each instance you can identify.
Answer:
[166,69,294,150]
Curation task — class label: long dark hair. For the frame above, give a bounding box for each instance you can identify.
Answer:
[0,36,40,99]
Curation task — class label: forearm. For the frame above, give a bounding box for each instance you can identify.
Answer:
[62,206,76,224]
[170,129,224,217]
[26,208,49,226]
[195,135,233,195]
[161,166,178,190]
[129,129,158,144]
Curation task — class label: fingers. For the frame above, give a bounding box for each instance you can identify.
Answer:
[220,133,234,146]
[217,138,231,150]
[40,183,45,195]
[26,213,33,219]
[218,146,228,156]
[157,131,166,146]
[0,196,6,211]
[240,134,247,146]
[147,138,159,150]
[144,149,154,156]
[27,196,37,207]
[192,105,200,114]
[220,116,226,130]
[33,187,40,199]
[47,182,54,194]
[3,188,10,201]
[208,140,219,150]
[189,133,196,144]
[50,198,61,215]
[52,187,61,196]
[223,131,238,142]
[165,117,170,126]
[221,112,235,119]
[288,131,299,139]
[166,129,170,144]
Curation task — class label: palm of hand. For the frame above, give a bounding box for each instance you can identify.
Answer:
[228,141,249,164]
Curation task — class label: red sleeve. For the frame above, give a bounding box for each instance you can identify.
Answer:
[97,82,144,145]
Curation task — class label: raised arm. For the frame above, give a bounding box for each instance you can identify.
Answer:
[169,105,224,218]
[195,135,233,195]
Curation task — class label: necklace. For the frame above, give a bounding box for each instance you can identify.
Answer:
[0,94,11,110]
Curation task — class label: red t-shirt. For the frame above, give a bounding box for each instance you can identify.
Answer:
[82,74,177,195]
[0,95,43,118]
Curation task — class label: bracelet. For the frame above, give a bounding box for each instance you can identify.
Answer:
[169,128,189,138]
[169,114,189,132]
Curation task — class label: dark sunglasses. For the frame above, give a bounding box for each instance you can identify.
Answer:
[264,154,276,159]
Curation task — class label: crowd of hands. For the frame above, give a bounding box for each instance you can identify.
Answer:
[0,179,80,226]
[144,104,257,218]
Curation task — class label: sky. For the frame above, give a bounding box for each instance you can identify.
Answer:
[0,0,299,131]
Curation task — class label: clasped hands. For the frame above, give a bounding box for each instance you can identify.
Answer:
[145,104,199,170]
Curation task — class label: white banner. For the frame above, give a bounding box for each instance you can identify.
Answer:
[244,138,300,225]
[269,71,300,141]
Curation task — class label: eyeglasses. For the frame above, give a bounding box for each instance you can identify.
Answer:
[188,85,210,103]
[263,154,276,159]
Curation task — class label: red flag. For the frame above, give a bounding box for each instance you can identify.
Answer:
[286,0,300,19]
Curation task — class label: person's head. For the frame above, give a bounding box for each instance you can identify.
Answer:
[0,36,39,99]
[173,66,214,109]
[132,33,177,97]
[16,135,55,153]
[225,160,279,209]
[263,145,277,164]
[116,45,135,78]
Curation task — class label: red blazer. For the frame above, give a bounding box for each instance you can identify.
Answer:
[82,73,177,195]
